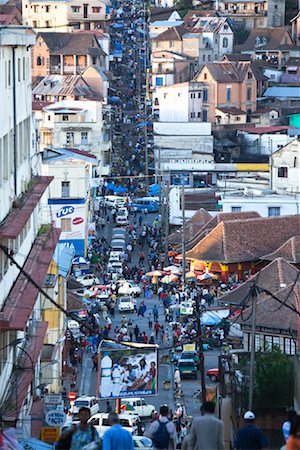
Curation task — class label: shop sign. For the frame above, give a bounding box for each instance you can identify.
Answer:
[45,410,67,427]
[41,427,60,443]
[57,206,75,218]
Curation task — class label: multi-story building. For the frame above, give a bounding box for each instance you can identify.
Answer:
[39,100,111,166]
[22,0,111,31]
[216,0,285,30]
[41,147,96,256]
[32,32,107,78]
[194,61,257,122]
[0,26,60,434]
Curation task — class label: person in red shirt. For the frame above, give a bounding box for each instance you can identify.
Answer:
[143,332,149,344]
[154,321,160,339]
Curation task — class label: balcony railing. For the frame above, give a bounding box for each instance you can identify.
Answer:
[218,9,267,16]
[50,65,87,75]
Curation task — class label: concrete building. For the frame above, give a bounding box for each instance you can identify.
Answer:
[22,0,111,31]
[272,139,300,194]
[237,126,296,155]
[39,100,111,168]
[41,147,96,255]
[0,26,61,435]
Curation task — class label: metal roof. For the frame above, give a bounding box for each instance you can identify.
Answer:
[264,86,300,98]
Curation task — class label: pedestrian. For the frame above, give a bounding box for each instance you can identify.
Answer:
[134,324,140,341]
[143,332,149,344]
[154,321,161,339]
[91,353,98,372]
[148,312,153,330]
[153,305,158,322]
[235,411,268,450]
[146,405,177,450]
[102,412,134,450]
[58,407,100,450]
[189,401,225,450]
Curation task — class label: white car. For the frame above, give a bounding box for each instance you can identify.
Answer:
[116,215,129,226]
[118,281,141,297]
[89,413,139,435]
[69,396,99,419]
[107,257,120,270]
[118,295,135,312]
[108,262,123,274]
[76,273,100,287]
[121,398,155,418]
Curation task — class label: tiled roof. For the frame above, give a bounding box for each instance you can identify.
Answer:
[186,211,260,251]
[220,257,299,306]
[150,6,180,21]
[197,62,254,83]
[216,106,246,115]
[153,25,188,41]
[238,126,290,134]
[40,32,106,56]
[186,215,300,263]
[169,209,211,245]
[237,27,293,52]
[261,236,300,264]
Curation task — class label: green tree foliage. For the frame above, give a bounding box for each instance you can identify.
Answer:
[253,347,294,409]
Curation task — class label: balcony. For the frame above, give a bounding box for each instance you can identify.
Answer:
[50,65,87,75]
[152,67,174,74]
[219,8,267,16]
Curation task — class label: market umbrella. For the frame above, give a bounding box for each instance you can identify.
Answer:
[120,403,135,411]
[114,185,127,193]
[111,23,124,28]
[146,270,163,277]
[185,271,197,281]
[72,256,89,265]
[161,274,178,284]
[163,265,182,274]
[197,272,218,281]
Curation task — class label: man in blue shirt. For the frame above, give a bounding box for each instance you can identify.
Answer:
[235,411,268,450]
[102,412,134,450]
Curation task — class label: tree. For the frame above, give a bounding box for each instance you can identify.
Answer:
[253,347,294,409]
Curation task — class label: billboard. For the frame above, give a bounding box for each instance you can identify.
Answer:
[97,340,158,399]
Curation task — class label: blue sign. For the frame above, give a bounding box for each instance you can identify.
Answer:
[59,239,85,256]
[56,206,75,218]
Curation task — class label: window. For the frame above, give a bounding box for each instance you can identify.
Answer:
[268,206,280,217]
[197,112,201,118]
[277,166,288,178]
[247,87,252,101]
[83,3,88,18]
[155,77,163,86]
[45,20,51,27]
[61,218,72,231]
[203,88,208,102]
[18,58,21,82]
[66,132,74,146]
[8,60,11,87]
[33,5,38,12]
[71,6,80,12]
[255,334,261,351]
[198,92,201,98]
[204,73,207,80]
[81,132,88,144]
[37,56,44,66]
[284,337,296,355]
[61,181,70,198]
[32,20,38,28]
[223,37,228,48]
[264,335,273,351]
[208,55,211,62]
[247,72,253,79]
[190,112,196,118]
[231,206,241,212]
[226,87,231,102]
[45,5,50,12]
[23,57,25,81]
[203,55,206,62]
[202,110,208,121]
[92,6,101,12]
[169,41,173,48]
[156,42,161,48]
[62,115,69,121]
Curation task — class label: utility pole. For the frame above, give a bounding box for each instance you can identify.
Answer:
[195,295,207,404]
[143,2,149,191]
[164,181,169,264]
[181,178,186,288]
[248,286,257,411]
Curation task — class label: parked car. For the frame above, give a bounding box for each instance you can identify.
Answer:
[89,413,139,435]
[179,351,200,369]
[116,215,129,226]
[117,281,141,297]
[120,398,155,418]
[177,359,198,379]
[118,295,135,312]
[206,367,219,382]
[76,273,100,287]
[69,396,99,420]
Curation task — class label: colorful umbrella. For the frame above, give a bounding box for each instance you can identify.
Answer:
[146,270,163,277]
[161,274,178,284]
[120,403,135,411]
[197,272,218,281]
[163,265,182,275]
[185,271,197,281]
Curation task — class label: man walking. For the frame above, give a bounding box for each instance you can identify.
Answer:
[235,411,268,450]
[146,405,177,450]
[59,407,100,450]
[103,412,134,450]
[189,401,225,450]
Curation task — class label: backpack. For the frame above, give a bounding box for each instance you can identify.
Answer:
[153,420,171,449]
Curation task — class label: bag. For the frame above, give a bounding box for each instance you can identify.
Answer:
[153,420,171,449]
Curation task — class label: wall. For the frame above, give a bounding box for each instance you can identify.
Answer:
[239,132,294,155]
[272,139,300,193]
[22,0,70,31]
[32,35,50,77]
[154,83,189,121]
[221,194,300,216]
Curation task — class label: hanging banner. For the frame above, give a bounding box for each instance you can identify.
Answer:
[97,340,158,399]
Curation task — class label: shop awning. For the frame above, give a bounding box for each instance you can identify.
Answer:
[0,227,61,331]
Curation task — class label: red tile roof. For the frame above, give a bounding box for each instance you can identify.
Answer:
[0,176,53,239]
[186,215,300,264]
[0,227,61,331]
[169,209,211,245]
[2,321,48,419]
[197,61,254,83]
[261,236,300,264]
[238,126,291,134]
[153,25,187,42]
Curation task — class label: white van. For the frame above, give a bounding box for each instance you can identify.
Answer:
[105,196,127,208]
[120,398,155,418]
[89,413,139,435]
[69,396,99,419]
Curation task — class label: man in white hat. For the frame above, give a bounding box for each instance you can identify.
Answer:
[234,411,268,450]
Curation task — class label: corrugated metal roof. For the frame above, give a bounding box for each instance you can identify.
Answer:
[32,74,97,98]
[264,86,300,98]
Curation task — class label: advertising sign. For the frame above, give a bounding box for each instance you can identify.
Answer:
[45,410,67,427]
[41,427,60,443]
[97,340,158,399]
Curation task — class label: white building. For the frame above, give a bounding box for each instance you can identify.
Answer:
[195,17,234,64]
[0,27,60,435]
[272,139,300,194]
[237,126,296,155]
[40,100,111,172]
[41,147,95,256]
